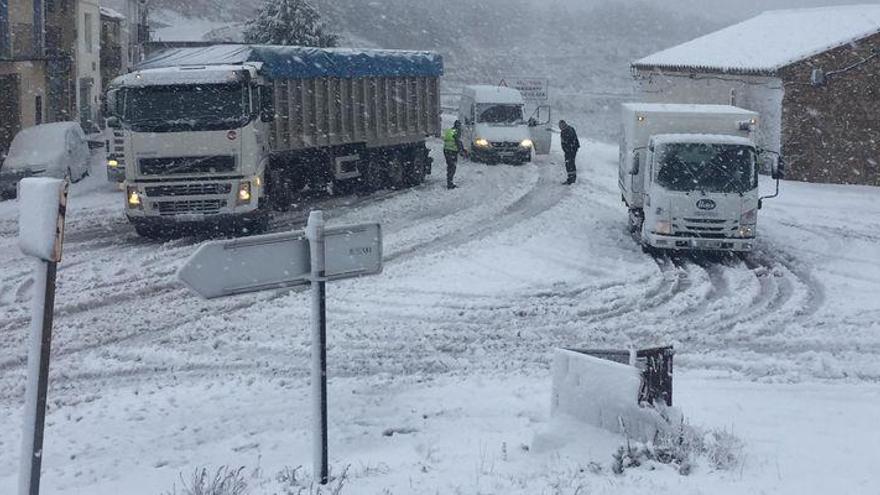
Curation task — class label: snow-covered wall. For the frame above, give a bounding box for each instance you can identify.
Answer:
[632,70,783,154]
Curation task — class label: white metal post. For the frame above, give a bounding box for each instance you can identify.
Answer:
[18,258,58,495]
[306,210,329,485]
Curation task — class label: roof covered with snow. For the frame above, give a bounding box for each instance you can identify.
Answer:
[463,85,524,104]
[633,5,880,74]
[99,6,125,21]
[138,44,444,80]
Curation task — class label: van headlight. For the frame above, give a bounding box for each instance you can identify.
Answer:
[237,181,252,205]
[474,138,490,148]
[520,139,534,148]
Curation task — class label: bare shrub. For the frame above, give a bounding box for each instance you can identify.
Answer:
[165,466,248,495]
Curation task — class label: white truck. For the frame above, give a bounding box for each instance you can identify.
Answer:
[619,103,783,253]
[457,85,551,164]
[105,45,442,237]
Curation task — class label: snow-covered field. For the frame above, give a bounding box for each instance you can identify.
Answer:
[1,138,879,493]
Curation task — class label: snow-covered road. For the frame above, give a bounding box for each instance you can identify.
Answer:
[1,139,878,493]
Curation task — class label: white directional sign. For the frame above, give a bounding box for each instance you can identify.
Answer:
[178,223,382,299]
[503,76,550,103]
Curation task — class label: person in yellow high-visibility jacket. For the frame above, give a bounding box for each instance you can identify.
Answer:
[442,120,466,189]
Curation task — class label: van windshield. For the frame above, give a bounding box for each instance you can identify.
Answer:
[655,143,757,194]
[477,104,523,124]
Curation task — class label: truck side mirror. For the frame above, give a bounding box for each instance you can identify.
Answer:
[771,156,785,180]
[260,88,275,123]
[106,116,121,129]
[630,153,640,175]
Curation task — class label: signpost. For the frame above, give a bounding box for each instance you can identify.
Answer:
[501,76,550,104]
[18,178,69,495]
[178,210,383,485]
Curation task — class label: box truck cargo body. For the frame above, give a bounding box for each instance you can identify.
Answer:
[106,45,443,237]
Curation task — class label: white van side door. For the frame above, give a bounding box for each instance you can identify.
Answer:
[528,105,552,155]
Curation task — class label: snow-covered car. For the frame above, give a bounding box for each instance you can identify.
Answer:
[0,122,91,199]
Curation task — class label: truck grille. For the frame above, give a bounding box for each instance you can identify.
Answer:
[145,183,232,197]
[673,218,737,239]
[140,156,236,176]
[154,199,224,216]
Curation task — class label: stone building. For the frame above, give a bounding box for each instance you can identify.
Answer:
[632,6,880,186]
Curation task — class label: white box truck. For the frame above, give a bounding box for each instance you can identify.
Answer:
[619,103,783,253]
[457,85,551,164]
[105,45,442,237]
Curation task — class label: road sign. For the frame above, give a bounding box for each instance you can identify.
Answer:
[504,76,550,103]
[178,211,383,486]
[178,223,382,299]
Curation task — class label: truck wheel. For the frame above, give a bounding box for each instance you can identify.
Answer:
[387,153,407,189]
[404,148,428,186]
[360,157,386,193]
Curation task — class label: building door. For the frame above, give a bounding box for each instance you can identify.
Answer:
[0,74,21,153]
[79,77,93,127]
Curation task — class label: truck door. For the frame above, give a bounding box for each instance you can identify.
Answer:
[528,105,552,155]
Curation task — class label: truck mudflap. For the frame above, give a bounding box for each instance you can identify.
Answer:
[645,233,755,252]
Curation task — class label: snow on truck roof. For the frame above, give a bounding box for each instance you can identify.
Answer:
[623,103,757,116]
[651,134,756,147]
[113,64,257,87]
[137,44,444,80]
[633,5,880,74]
[463,85,524,104]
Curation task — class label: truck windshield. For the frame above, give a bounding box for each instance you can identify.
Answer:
[477,104,523,124]
[655,143,757,194]
[122,83,250,132]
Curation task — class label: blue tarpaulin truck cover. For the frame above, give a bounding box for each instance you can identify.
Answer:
[137,44,444,80]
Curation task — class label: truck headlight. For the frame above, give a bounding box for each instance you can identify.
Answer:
[520,139,534,148]
[474,138,490,148]
[738,225,755,238]
[654,220,672,235]
[107,159,119,168]
[741,208,758,224]
[127,186,142,209]
[237,181,252,205]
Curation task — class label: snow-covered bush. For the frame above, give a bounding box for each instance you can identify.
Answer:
[612,421,744,476]
[243,0,339,47]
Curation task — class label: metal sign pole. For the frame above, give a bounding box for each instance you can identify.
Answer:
[18,259,58,495]
[306,211,329,485]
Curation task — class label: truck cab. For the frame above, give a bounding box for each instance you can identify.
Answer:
[106,64,274,237]
[458,85,533,165]
[620,103,782,253]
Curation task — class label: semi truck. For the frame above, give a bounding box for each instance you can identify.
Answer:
[104,44,443,237]
[619,103,783,253]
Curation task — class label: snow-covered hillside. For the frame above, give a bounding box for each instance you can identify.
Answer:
[145,0,722,140]
[1,134,879,493]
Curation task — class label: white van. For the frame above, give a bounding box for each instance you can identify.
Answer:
[458,85,550,165]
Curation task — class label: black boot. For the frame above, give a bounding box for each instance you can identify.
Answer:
[447,183,458,189]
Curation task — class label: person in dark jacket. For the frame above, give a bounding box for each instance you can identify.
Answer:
[442,120,466,189]
[559,120,580,185]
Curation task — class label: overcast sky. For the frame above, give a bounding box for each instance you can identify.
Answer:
[548,0,880,21]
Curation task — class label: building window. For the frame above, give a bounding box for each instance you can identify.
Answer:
[84,12,93,53]
[35,95,43,124]
[0,0,9,58]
